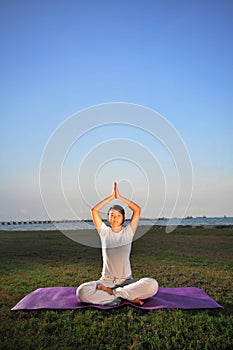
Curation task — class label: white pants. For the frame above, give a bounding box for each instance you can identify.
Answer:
[76,277,159,305]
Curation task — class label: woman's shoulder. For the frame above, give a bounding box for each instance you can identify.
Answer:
[99,222,110,235]
[122,224,133,235]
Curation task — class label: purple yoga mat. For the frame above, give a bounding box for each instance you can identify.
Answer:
[11,287,223,310]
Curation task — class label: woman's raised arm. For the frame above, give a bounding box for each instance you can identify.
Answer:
[114,183,141,234]
[91,184,116,232]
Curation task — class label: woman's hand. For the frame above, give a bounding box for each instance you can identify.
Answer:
[113,181,119,199]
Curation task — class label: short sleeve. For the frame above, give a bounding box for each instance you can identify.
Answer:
[98,222,110,237]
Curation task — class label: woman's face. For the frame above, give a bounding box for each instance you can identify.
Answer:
[108,209,124,227]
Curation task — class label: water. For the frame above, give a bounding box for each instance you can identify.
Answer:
[1,217,233,231]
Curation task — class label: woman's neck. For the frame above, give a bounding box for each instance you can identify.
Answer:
[111,225,122,233]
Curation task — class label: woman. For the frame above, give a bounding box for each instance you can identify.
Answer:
[76,182,159,306]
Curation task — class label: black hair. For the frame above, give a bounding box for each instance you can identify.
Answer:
[107,205,125,222]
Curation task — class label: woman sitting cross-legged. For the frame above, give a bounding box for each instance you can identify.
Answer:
[76,182,159,306]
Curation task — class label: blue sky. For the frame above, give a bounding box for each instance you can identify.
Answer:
[1,0,232,220]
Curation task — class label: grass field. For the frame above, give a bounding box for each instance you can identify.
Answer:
[0,226,233,350]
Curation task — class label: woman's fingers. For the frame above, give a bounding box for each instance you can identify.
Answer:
[114,182,117,198]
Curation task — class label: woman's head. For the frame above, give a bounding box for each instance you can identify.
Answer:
[107,205,125,226]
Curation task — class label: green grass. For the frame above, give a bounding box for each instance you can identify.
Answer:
[0,226,233,349]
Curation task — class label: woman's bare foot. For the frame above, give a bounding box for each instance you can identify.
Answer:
[96,284,114,295]
[97,285,144,305]
[131,298,144,306]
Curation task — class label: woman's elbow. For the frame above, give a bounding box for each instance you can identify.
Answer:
[137,207,141,215]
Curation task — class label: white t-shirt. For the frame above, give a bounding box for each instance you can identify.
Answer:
[99,222,134,280]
